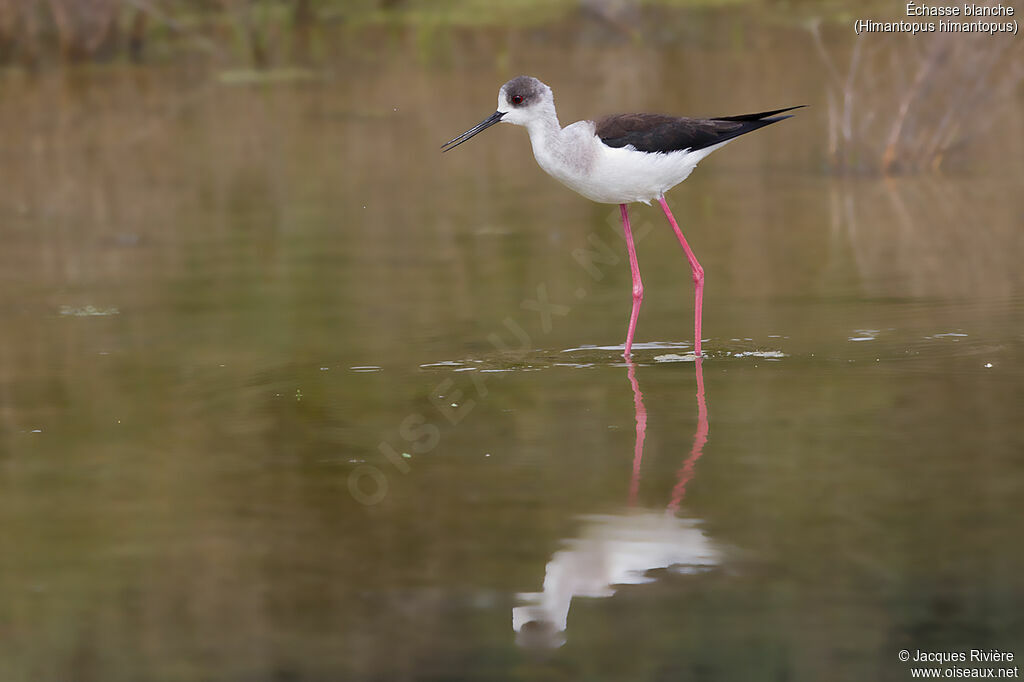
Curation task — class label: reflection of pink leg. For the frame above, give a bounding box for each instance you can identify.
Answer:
[620,203,643,359]
[626,360,647,507]
[657,196,703,356]
[667,357,708,513]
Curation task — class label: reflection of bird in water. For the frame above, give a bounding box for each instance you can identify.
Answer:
[513,359,714,649]
[513,511,719,649]
[443,76,801,357]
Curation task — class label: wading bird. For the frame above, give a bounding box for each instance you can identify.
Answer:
[442,76,801,357]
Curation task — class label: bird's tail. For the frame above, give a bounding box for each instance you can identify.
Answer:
[713,105,806,124]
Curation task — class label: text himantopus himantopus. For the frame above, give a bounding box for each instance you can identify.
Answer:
[442,76,801,358]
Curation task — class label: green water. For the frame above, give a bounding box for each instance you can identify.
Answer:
[1,8,1023,682]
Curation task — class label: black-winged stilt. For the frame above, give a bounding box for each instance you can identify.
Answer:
[442,75,801,358]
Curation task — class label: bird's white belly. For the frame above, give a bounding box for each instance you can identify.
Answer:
[534,131,728,205]
[581,143,726,204]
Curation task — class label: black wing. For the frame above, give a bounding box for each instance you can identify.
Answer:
[596,106,804,154]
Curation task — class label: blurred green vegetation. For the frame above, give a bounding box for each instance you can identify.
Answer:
[1,0,822,68]
[0,0,606,66]
[0,0,927,70]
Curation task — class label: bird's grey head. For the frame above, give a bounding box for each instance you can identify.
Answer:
[440,76,554,153]
[497,76,554,126]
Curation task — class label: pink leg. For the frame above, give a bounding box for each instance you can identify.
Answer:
[620,203,643,358]
[657,196,704,356]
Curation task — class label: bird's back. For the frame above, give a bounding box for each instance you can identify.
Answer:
[596,107,802,154]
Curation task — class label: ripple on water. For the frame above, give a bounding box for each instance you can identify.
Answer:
[58,304,120,317]
[861,332,1007,375]
[416,340,792,373]
[410,322,1016,375]
[653,350,788,363]
[849,329,883,342]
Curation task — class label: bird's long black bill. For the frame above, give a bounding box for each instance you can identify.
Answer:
[441,111,504,152]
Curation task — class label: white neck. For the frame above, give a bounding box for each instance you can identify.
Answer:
[524,105,562,155]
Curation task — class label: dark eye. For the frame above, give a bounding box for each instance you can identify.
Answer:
[511,94,524,105]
